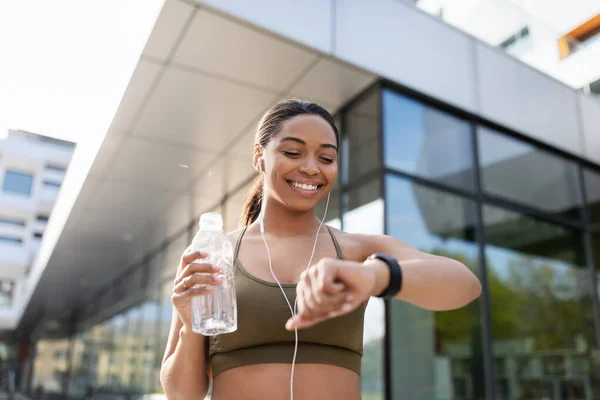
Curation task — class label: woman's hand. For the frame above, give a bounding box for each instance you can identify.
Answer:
[171,250,223,329]
[286,257,382,331]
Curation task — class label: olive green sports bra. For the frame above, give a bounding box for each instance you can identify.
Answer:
[208,225,367,377]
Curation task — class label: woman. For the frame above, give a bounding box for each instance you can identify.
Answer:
[160,100,482,400]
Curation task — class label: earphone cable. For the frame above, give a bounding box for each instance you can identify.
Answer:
[258,175,330,400]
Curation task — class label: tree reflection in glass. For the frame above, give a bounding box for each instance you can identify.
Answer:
[483,205,599,400]
[385,175,484,400]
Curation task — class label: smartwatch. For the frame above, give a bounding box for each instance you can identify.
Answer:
[368,253,403,299]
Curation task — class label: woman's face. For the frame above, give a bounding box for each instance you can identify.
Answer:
[256,114,338,212]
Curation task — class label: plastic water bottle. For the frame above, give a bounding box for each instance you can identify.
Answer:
[190,212,237,335]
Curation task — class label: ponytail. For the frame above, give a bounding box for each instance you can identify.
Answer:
[240,175,263,227]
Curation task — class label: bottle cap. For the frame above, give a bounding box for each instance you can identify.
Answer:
[199,212,223,229]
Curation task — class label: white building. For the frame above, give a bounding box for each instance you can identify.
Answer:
[415,0,600,96]
[0,130,75,330]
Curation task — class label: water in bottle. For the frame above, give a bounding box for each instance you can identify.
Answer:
[189,212,237,335]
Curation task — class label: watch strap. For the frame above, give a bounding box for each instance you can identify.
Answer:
[369,253,402,299]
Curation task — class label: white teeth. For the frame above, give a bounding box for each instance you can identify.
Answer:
[292,181,318,191]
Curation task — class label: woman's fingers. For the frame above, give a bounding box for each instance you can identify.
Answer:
[181,250,207,266]
[172,285,216,302]
[175,261,219,284]
[173,272,223,294]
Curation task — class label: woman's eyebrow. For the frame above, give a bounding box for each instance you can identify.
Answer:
[279,136,338,151]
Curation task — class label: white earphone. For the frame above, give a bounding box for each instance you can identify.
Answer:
[257,155,330,400]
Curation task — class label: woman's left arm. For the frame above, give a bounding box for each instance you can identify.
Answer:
[363,234,482,311]
[287,234,482,330]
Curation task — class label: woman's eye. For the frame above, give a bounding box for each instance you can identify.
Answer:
[283,151,301,157]
[320,157,334,164]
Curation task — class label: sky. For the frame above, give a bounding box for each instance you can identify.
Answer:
[0,0,164,144]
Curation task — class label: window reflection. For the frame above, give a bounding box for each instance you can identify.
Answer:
[109,314,128,391]
[121,307,142,392]
[32,338,71,396]
[156,280,174,393]
[594,234,600,299]
[483,206,599,399]
[386,175,484,400]
[383,90,474,191]
[478,127,582,220]
[583,168,600,227]
[67,333,88,398]
[342,87,380,183]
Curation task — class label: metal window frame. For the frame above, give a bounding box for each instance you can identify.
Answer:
[374,78,600,400]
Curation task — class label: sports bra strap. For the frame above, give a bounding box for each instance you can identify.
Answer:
[234,225,249,259]
[326,225,344,260]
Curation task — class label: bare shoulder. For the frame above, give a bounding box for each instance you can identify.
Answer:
[326,226,383,262]
[327,226,408,262]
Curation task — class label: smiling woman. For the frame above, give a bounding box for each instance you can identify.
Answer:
[159,99,481,400]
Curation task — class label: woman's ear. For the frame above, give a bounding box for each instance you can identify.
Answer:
[253,146,264,173]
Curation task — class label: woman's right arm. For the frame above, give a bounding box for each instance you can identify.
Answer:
[160,250,223,400]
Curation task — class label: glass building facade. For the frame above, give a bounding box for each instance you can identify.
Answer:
[28,83,600,400]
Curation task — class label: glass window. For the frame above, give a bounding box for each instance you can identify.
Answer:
[342,86,381,184]
[42,181,61,194]
[121,306,142,392]
[2,170,34,195]
[383,90,475,191]
[583,168,600,227]
[67,333,88,398]
[108,314,128,391]
[0,236,22,246]
[483,205,600,399]
[0,217,26,228]
[45,164,67,173]
[138,301,159,393]
[341,179,385,400]
[385,175,484,400]
[594,234,600,297]
[43,180,61,188]
[82,323,109,390]
[32,338,72,396]
[478,127,582,220]
[0,280,14,307]
[155,280,174,393]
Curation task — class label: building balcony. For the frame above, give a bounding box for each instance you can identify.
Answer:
[0,192,37,213]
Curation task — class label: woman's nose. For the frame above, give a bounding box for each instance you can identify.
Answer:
[299,160,320,175]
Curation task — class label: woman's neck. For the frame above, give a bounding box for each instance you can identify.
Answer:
[256,196,323,236]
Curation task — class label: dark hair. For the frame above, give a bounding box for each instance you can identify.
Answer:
[240,99,339,227]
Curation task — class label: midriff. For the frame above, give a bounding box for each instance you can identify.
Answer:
[211,362,361,400]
